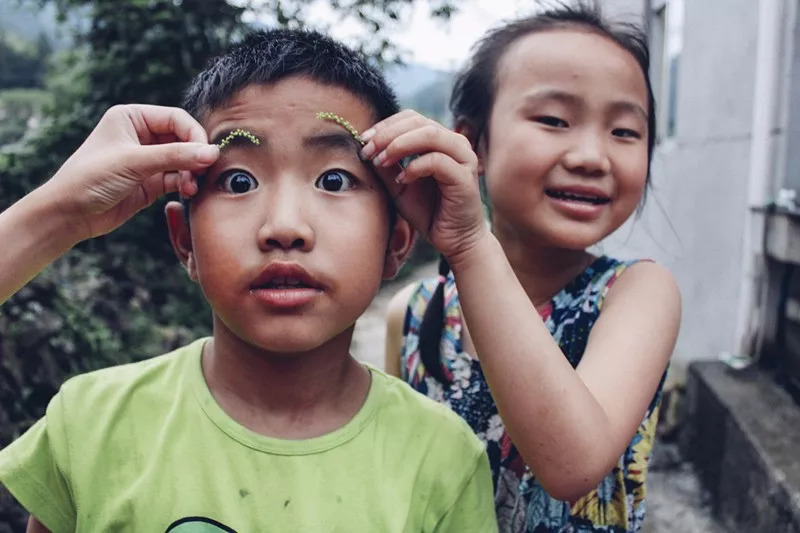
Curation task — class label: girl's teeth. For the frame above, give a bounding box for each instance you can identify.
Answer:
[547,190,609,205]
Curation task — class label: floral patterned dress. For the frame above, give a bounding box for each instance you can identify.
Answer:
[400,256,666,533]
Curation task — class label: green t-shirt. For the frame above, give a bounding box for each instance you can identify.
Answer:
[0,339,496,532]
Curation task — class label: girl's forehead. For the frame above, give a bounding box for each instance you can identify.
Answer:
[496,29,647,99]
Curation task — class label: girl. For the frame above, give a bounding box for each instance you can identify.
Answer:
[367,2,681,532]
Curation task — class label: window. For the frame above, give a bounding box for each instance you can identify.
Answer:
[651,0,684,141]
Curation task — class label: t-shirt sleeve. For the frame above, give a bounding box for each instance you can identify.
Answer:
[0,391,76,533]
[433,451,498,533]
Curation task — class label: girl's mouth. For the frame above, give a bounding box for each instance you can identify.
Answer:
[545,189,611,205]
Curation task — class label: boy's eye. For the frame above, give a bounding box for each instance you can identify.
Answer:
[220,171,258,194]
[612,128,642,139]
[535,116,569,128]
[315,170,356,192]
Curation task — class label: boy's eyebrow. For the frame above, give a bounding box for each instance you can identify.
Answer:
[208,131,361,155]
[302,131,364,154]
[210,129,265,149]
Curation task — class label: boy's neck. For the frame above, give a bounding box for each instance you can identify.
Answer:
[202,321,371,440]
[493,229,596,308]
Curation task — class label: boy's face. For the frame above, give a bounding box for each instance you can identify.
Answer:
[166,77,411,354]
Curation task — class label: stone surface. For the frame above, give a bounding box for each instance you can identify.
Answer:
[682,362,800,532]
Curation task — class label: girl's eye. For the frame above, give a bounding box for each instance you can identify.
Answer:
[612,128,642,139]
[219,171,258,194]
[315,170,356,192]
[535,116,569,128]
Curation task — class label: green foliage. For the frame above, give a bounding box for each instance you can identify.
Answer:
[0,0,245,447]
[0,29,51,89]
[0,89,50,146]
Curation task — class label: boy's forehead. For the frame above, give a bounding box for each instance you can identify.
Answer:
[202,79,377,139]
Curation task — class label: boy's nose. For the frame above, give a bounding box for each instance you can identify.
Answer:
[561,130,611,177]
[256,189,314,252]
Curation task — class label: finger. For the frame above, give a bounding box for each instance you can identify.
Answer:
[361,109,423,140]
[178,170,199,199]
[162,171,182,195]
[396,152,476,190]
[126,104,210,144]
[129,171,181,214]
[123,142,219,182]
[370,161,407,202]
[372,125,477,170]
[361,113,432,158]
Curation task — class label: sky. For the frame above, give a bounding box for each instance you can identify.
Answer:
[384,0,531,70]
[248,0,534,71]
[245,0,648,71]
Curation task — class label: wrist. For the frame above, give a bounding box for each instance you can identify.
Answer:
[25,184,88,249]
[445,229,500,276]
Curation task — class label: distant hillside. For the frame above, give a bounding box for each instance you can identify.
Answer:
[384,63,454,123]
[385,63,451,98]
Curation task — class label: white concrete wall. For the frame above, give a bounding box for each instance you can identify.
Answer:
[602,0,645,20]
[601,0,762,377]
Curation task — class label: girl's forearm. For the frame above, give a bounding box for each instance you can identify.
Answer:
[448,234,618,500]
[0,186,82,304]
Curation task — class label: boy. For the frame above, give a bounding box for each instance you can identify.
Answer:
[0,29,496,532]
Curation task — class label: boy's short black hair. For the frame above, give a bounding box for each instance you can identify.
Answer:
[183,28,399,121]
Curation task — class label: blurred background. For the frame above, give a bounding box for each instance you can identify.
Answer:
[2,1,800,531]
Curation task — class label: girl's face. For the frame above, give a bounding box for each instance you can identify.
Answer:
[478,28,650,250]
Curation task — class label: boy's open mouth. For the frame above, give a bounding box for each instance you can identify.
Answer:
[250,263,324,309]
[545,188,611,205]
[259,277,315,289]
[250,263,324,291]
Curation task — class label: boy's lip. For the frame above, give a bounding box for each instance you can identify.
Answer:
[250,262,325,291]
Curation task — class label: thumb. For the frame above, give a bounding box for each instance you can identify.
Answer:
[125,142,219,179]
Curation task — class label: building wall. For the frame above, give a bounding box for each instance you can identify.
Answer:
[602,0,762,377]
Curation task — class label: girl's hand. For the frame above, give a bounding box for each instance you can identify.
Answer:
[360,110,489,261]
[44,104,219,242]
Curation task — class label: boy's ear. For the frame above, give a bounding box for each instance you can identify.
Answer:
[454,119,485,177]
[382,215,415,280]
[165,201,198,282]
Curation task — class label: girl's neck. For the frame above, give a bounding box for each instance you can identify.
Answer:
[202,321,370,439]
[493,228,596,308]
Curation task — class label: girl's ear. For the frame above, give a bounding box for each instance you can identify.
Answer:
[165,201,198,281]
[382,216,415,280]
[454,119,485,176]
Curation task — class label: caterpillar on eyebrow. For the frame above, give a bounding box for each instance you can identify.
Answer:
[316,112,365,146]
[217,128,260,150]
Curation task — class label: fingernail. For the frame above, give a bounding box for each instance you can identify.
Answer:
[395,171,406,184]
[374,150,387,167]
[195,144,219,163]
[361,142,376,159]
[361,128,376,141]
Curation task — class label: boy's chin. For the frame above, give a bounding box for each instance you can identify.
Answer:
[236,328,355,357]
